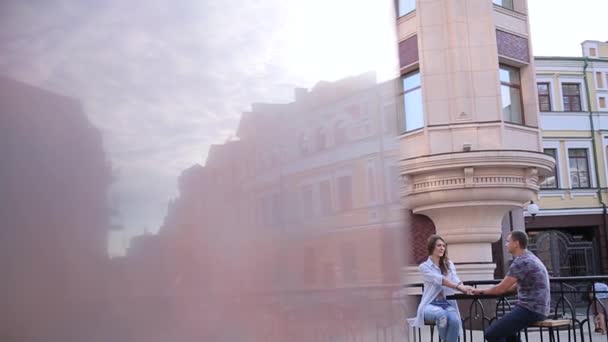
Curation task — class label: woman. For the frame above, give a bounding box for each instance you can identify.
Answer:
[412,235,472,342]
[588,282,608,334]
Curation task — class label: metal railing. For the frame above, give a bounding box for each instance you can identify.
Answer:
[412,276,608,342]
[246,276,608,342]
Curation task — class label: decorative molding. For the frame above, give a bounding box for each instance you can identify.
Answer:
[402,150,555,176]
[412,177,465,192]
[524,207,604,217]
[409,174,527,194]
[538,191,566,200]
[569,191,598,199]
[464,167,474,187]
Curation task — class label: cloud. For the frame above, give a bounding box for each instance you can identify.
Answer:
[0,0,399,249]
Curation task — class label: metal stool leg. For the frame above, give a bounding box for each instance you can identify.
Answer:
[540,327,544,342]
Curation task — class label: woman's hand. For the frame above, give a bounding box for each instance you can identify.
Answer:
[457,284,474,295]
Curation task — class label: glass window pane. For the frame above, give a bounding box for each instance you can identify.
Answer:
[494,0,514,9]
[404,88,424,131]
[337,175,353,210]
[499,66,520,85]
[320,180,332,215]
[568,149,590,188]
[398,0,416,16]
[539,96,550,111]
[579,172,589,187]
[540,148,558,189]
[501,85,523,123]
[571,97,581,111]
[537,83,549,95]
[403,71,420,91]
[563,84,580,96]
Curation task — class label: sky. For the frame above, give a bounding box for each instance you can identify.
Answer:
[0,0,607,257]
[529,0,608,57]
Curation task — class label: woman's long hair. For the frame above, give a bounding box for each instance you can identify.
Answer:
[427,235,449,275]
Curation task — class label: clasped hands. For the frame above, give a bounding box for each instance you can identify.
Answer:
[457,284,480,295]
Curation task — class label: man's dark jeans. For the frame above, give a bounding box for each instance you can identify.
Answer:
[485,305,546,342]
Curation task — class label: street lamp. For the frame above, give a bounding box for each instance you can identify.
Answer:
[526,201,540,221]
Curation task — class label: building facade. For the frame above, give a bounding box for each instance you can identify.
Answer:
[396,0,554,280]
[529,40,608,276]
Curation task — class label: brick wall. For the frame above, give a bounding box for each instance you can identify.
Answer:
[399,35,419,69]
[408,212,436,265]
[496,30,529,63]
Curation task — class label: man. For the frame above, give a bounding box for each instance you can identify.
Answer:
[471,231,550,342]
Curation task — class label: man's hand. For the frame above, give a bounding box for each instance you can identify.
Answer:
[470,288,484,296]
[459,285,475,295]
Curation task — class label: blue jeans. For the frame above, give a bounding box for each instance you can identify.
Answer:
[424,304,461,342]
[485,305,546,342]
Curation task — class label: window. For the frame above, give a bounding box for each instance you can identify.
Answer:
[398,0,415,17]
[303,248,316,285]
[401,70,424,132]
[337,175,353,211]
[284,192,298,223]
[597,72,604,89]
[340,243,358,283]
[600,97,607,109]
[322,262,336,287]
[301,184,314,218]
[316,127,327,151]
[590,48,597,57]
[562,83,582,112]
[500,65,524,124]
[367,161,376,203]
[568,149,590,188]
[540,148,559,189]
[272,193,281,224]
[493,0,514,10]
[334,120,347,145]
[537,83,552,112]
[320,180,332,216]
[299,133,311,155]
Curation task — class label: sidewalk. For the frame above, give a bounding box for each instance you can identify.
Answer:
[409,322,607,342]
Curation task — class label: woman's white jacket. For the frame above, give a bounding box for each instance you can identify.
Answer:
[412,257,462,329]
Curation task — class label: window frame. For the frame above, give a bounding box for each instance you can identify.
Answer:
[337,174,353,211]
[596,71,605,89]
[537,82,552,112]
[540,148,559,189]
[499,64,525,124]
[400,69,424,133]
[567,148,591,189]
[561,82,583,112]
[599,96,607,110]
[319,179,333,216]
[396,0,416,17]
[493,0,514,10]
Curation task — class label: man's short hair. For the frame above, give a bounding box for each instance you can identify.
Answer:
[509,231,528,249]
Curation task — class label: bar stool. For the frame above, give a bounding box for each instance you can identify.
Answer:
[529,319,571,342]
[407,318,440,342]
